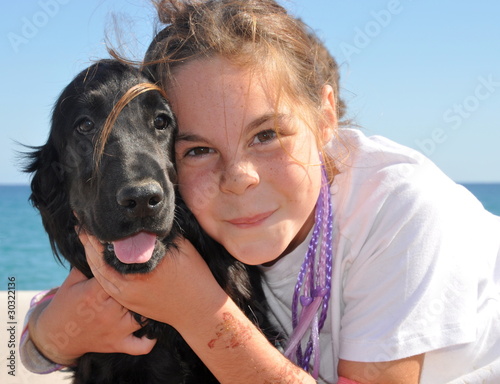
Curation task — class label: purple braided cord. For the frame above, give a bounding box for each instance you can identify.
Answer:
[290,197,322,329]
[303,168,333,371]
[319,170,333,331]
[289,190,323,363]
[285,163,334,377]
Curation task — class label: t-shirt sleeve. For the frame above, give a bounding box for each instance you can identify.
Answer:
[337,159,484,362]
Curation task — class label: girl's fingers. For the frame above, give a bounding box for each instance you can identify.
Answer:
[79,229,125,297]
[121,332,157,356]
[79,229,105,268]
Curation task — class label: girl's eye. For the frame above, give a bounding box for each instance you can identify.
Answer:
[251,129,277,145]
[186,147,213,157]
[154,114,169,130]
[75,118,95,134]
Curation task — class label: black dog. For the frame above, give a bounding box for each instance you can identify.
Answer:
[24,59,280,383]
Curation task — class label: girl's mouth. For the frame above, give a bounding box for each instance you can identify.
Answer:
[227,210,275,227]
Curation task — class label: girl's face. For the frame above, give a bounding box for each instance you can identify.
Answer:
[170,56,328,265]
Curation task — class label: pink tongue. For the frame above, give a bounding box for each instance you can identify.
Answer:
[112,232,157,264]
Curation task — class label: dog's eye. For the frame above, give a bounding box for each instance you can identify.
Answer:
[154,114,169,130]
[76,119,95,134]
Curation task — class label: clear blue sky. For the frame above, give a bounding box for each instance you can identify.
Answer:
[1,0,499,184]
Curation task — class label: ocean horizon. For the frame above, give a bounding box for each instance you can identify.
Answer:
[1,183,499,291]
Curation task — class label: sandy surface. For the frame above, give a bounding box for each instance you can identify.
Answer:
[0,291,71,383]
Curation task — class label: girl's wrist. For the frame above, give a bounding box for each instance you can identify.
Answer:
[28,299,79,366]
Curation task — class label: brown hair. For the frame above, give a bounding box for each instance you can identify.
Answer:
[142,0,348,180]
[93,82,168,176]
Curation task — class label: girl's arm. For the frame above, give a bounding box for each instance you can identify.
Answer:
[177,283,315,383]
[338,356,424,384]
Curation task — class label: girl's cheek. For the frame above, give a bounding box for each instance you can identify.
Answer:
[179,170,220,215]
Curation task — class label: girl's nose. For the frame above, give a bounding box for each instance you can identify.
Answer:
[219,160,260,195]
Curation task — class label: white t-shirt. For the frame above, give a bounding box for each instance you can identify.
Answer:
[260,129,500,383]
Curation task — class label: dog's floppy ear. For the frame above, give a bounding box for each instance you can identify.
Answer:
[23,138,92,278]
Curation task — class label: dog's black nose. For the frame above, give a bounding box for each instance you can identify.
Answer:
[117,181,164,217]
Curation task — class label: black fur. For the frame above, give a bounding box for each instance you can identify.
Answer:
[24,59,281,383]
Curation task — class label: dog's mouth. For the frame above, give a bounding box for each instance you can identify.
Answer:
[104,231,158,265]
[98,230,169,274]
[80,215,175,274]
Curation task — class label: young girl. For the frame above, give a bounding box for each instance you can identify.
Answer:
[22,1,500,383]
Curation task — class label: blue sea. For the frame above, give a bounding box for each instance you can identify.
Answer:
[1,184,500,291]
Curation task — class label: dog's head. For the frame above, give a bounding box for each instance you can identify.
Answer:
[25,59,177,276]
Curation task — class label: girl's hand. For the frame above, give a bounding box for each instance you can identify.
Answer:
[29,267,156,366]
[81,230,227,329]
